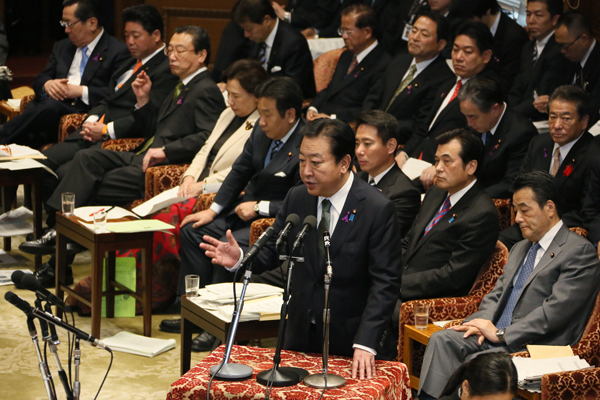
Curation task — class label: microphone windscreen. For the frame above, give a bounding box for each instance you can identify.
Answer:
[4,291,31,314]
[20,274,43,292]
[303,215,317,229]
[286,213,301,228]
[11,270,26,285]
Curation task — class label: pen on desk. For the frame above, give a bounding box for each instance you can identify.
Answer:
[90,208,105,217]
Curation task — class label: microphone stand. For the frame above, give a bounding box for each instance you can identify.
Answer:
[303,232,346,389]
[73,339,81,400]
[27,314,56,400]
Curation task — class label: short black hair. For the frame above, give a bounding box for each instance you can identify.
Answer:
[441,353,518,397]
[556,10,593,38]
[451,0,501,19]
[548,85,591,119]
[174,26,211,65]
[233,0,276,25]
[454,20,494,53]
[122,4,164,40]
[255,77,302,120]
[221,59,270,96]
[355,110,400,145]
[436,128,484,176]
[341,4,379,39]
[458,76,504,113]
[414,9,450,43]
[63,0,102,26]
[302,119,355,164]
[527,0,564,18]
[511,171,563,217]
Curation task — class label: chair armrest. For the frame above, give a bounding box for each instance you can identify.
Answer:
[20,94,35,113]
[58,113,87,142]
[101,138,145,152]
[541,367,600,398]
[193,193,217,213]
[144,164,190,201]
[249,218,275,246]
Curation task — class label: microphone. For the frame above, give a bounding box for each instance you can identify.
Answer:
[5,292,110,351]
[276,213,300,248]
[240,226,276,267]
[323,230,332,276]
[292,215,317,251]
[11,270,26,285]
[20,274,72,312]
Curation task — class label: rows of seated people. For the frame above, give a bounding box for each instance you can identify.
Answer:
[6,0,600,396]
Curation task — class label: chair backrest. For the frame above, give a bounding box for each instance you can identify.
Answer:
[468,241,509,298]
[313,48,344,93]
[572,290,600,366]
[493,198,512,231]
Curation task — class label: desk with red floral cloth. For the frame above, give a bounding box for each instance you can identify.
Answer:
[167,345,412,400]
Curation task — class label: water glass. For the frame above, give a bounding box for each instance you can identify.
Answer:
[93,210,107,233]
[414,304,430,330]
[62,192,75,217]
[185,274,200,298]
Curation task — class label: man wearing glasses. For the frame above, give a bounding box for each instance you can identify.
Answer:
[0,0,130,147]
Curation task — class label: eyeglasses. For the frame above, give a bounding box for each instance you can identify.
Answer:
[164,46,195,56]
[60,19,81,28]
[559,34,584,50]
[337,28,356,37]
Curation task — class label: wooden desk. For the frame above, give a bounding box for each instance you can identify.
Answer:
[54,212,154,338]
[180,295,280,375]
[0,100,20,120]
[404,323,541,400]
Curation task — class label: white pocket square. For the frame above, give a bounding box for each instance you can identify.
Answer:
[274,171,287,177]
[270,66,282,73]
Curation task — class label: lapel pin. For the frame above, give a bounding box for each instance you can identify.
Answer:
[288,152,293,160]
[349,209,357,222]
[448,213,456,223]
[550,253,555,258]
[245,121,253,130]
[341,211,350,222]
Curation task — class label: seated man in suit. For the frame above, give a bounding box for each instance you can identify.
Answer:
[202,118,402,376]
[363,10,455,144]
[396,21,497,168]
[271,0,339,38]
[355,110,420,237]
[233,0,316,98]
[451,0,529,89]
[159,77,305,352]
[401,128,499,303]
[21,26,225,286]
[500,85,599,249]
[418,171,600,400]
[0,0,130,148]
[421,77,537,198]
[307,4,390,123]
[508,0,570,121]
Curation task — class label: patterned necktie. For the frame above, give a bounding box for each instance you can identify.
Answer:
[550,147,561,177]
[496,242,541,330]
[118,60,143,89]
[173,81,184,102]
[386,64,417,111]
[346,55,358,76]
[423,196,451,237]
[532,45,538,65]
[264,140,283,167]
[80,46,89,78]
[448,80,463,103]
[258,42,268,69]
[369,177,376,186]
[317,199,332,262]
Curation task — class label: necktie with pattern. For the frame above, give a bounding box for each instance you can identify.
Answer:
[532,45,538,65]
[317,199,331,263]
[448,80,463,103]
[550,147,561,177]
[423,196,451,237]
[386,64,417,111]
[258,42,268,69]
[346,55,358,76]
[369,177,376,186]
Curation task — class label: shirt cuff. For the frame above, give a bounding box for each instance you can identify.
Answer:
[210,202,225,215]
[81,86,89,105]
[85,115,100,124]
[224,248,245,272]
[106,122,116,139]
[353,344,377,356]
[258,201,270,216]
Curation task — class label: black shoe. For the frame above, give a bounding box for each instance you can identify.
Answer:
[159,318,203,334]
[19,229,57,255]
[191,331,217,352]
[29,262,73,288]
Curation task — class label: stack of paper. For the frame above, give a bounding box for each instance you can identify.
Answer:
[132,186,187,217]
[99,331,176,357]
[216,296,283,322]
[512,355,591,392]
[0,206,33,237]
[0,144,46,160]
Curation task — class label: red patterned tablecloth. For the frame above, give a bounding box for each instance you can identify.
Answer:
[167,345,412,400]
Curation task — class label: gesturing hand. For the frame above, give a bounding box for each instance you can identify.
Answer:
[200,229,241,269]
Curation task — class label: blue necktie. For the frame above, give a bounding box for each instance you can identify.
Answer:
[80,46,89,78]
[264,140,283,167]
[496,242,541,330]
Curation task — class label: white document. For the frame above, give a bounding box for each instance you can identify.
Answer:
[73,206,138,223]
[533,120,549,134]
[0,158,57,177]
[402,158,433,180]
[0,144,46,160]
[511,356,591,382]
[99,331,176,357]
[6,99,20,110]
[432,320,459,328]
[0,268,31,285]
[217,295,283,322]
[0,206,34,237]
[589,121,600,136]
[308,38,345,60]
[132,186,188,217]
[202,282,283,303]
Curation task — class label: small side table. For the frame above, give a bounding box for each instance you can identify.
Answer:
[180,295,280,375]
[54,212,154,339]
[0,100,20,120]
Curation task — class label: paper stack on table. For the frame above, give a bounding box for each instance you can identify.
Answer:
[0,144,46,160]
[512,354,591,393]
[99,331,176,357]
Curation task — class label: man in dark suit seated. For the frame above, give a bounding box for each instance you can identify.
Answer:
[400,128,499,303]
[508,0,570,122]
[418,171,600,400]
[363,10,454,144]
[355,110,420,237]
[451,0,529,90]
[201,118,402,376]
[442,76,537,198]
[500,85,599,250]
[21,25,225,287]
[271,0,339,39]
[0,0,130,148]
[233,0,316,98]
[159,77,305,352]
[307,4,390,123]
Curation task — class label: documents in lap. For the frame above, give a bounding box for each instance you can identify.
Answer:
[402,158,433,180]
[132,186,188,217]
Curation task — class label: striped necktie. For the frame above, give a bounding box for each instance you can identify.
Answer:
[317,199,331,262]
[386,64,417,111]
[423,196,451,237]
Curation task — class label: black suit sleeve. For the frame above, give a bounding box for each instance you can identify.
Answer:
[87,42,130,106]
[32,41,64,97]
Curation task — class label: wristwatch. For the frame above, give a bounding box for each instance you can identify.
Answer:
[496,328,506,343]
[101,125,109,141]
[253,202,261,213]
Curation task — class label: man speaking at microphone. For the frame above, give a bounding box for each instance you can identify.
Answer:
[201,118,402,379]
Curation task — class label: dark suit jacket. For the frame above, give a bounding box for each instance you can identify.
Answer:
[310,45,391,122]
[132,70,226,165]
[508,35,571,121]
[567,42,600,125]
[286,0,339,30]
[210,21,253,82]
[358,164,420,237]
[466,225,600,352]
[32,33,130,111]
[364,54,455,143]
[250,21,316,98]
[254,175,402,358]
[522,131,598,228]
[491,12,529,90]
[213,119,305,217]
[478,107,538,198]
[65,51,178,141]
[401,183,499,301]
[583,157,600,243]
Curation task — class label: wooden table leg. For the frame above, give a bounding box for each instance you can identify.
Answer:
[91,246,104,339]
[106,251,116,319]
[142,242,152,337]
[55,230,68,321]
[181,306,193,376]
